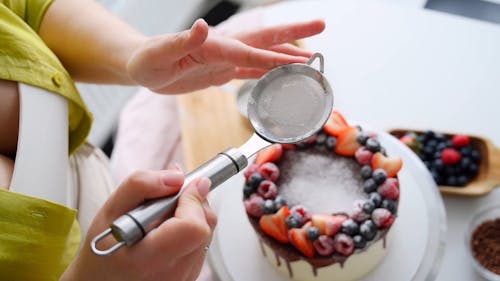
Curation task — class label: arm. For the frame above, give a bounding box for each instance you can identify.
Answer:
[0,155,14,189]
[38,0,145,84]
[39,0,325,93]
[0,80,19,156]
[0,79,19,188]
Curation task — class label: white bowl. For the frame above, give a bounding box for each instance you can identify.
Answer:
[465,204,500,281]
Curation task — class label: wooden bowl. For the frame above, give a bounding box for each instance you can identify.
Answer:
[389,129,500,197]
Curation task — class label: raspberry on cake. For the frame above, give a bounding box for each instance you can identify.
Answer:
[242,110,403,281]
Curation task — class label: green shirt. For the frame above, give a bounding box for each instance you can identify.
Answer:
[0,1,88,279]
[0,189,81,280]
[0,0,93,155]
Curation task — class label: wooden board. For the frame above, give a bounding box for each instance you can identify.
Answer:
[177,85,254,170]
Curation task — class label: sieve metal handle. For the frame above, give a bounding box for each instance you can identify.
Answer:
[307,53,324,73]
[90,148,247,256]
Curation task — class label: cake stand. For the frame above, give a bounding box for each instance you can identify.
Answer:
[207,131,446,281]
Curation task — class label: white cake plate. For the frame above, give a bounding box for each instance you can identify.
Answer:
[207,131,446,281]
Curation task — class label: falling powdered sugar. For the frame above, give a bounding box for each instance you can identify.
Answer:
[254,74,325,140]
[277,147,367,214]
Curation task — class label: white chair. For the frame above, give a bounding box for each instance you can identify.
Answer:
[9,83,74,207]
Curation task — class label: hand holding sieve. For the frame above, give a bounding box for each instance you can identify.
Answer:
[90,53,333,256]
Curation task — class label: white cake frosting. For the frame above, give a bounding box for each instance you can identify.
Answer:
[258,225,395,281]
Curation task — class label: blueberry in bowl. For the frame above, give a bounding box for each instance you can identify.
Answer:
[389,129,499,197]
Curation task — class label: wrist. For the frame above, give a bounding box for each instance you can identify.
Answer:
[117,34,148,85]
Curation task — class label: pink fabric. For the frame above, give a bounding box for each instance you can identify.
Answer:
[111,88,185,184]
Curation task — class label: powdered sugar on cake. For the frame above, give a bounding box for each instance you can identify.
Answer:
[278,148,367,214]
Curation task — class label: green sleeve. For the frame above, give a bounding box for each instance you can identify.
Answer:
[1,0,54,32]
[0,1,93,155]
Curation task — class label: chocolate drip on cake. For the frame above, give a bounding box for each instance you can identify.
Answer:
[286,260,293,278]
[249,217,390,277]
[259,240,267,257]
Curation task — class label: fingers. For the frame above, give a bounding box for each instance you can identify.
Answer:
[219,40,309,69]
[202,65,266,86]
[202,200,217,231]
[142,177,214,258]
[234,67,267,79]
[175,177,211,223]
[268,43,313,58]
[240,19,325,48]
[103,170,184,218]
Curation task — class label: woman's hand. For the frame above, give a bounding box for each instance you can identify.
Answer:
[126,19,325,94]
[40,1,324,88]
[61,169,216,281]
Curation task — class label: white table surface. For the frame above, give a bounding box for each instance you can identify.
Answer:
[259,1,500,280]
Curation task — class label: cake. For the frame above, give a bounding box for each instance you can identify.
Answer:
[242,111,403,281]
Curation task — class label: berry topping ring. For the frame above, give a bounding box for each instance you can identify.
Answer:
[242,111,403,259]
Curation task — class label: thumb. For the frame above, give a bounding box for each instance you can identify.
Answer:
[104,170,185,218]
[158,18,209,60]
[141,177,212,257]
[175,177,211,221]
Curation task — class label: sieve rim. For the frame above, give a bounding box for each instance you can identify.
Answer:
[248,62,333,144]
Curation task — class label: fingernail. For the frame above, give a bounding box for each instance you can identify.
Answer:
[162,170,184,186]
[196,177,211,198]
[191,18,205,31]
[167,163,184,173]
